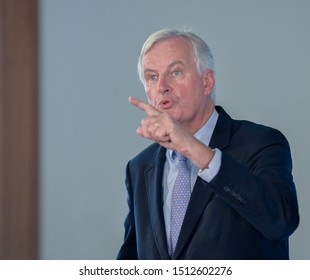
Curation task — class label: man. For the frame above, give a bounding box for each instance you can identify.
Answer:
[117,29,299,259]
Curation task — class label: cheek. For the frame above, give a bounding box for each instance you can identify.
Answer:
[146,90,155,105]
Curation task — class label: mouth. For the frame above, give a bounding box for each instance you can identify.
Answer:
[157,98,174,109]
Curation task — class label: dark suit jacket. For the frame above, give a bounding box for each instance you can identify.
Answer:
[117,106,299,260]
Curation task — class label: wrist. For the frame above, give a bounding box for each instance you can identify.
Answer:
[200,149,216,170]
[184,138,215,169]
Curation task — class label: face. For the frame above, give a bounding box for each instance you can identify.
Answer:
[142,37,215,133]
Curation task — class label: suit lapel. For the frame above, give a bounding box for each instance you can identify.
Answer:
[145,146,170,259]
[209,106,232,150]
[172,106,233,259]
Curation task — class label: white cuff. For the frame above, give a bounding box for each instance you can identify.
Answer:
[198,148,222,183]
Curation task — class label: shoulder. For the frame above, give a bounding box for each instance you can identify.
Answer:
[215,106,291,157]
[232,118,289,147]
[216,106,288,145]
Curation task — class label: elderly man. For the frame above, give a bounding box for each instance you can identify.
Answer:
[117,29,299,259]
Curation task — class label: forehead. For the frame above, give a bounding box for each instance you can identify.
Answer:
[142,37,195,70]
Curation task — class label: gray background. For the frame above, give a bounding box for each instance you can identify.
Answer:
[39,0,310,259]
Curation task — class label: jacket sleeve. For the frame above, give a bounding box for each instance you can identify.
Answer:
[116,162,138,260]
[208,128,299,241]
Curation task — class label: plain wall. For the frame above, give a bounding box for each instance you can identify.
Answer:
[39,0,310,259]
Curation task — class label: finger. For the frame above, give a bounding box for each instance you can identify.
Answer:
[129,96,159,116]
[137,125,171,143]
[154,129,171,142]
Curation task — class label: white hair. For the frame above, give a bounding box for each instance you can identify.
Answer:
[137,29,216,101]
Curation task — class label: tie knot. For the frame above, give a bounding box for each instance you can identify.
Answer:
[174,152,188,168]
[173,152,185,160]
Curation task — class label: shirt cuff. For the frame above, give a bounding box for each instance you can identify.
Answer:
[198,148,222,183]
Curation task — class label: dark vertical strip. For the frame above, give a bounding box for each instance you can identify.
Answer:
[0,0,39,259]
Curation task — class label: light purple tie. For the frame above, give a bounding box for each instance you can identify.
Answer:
[170,153,191,255]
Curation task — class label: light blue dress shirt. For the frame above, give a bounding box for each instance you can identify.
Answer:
[162,109,222,251]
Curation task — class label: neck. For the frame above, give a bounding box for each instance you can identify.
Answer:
[187,101,215,135]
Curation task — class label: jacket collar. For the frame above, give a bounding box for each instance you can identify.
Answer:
[209,106,232,151]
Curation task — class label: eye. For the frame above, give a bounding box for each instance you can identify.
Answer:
[172,70,181,77]
[146,74,157,82]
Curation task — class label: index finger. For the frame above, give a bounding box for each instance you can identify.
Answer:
[129,96,160,116]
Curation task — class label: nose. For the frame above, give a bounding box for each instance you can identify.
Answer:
[157,75,170,93]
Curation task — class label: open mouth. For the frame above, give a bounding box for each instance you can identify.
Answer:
[158,99,173,109]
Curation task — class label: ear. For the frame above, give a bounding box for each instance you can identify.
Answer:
[202,71,215,97]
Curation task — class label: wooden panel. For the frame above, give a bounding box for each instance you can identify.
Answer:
[0,0,39,259]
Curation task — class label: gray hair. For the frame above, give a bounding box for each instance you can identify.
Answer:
[137,29,216,101]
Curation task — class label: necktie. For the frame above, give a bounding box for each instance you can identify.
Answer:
[170,153,191,255]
